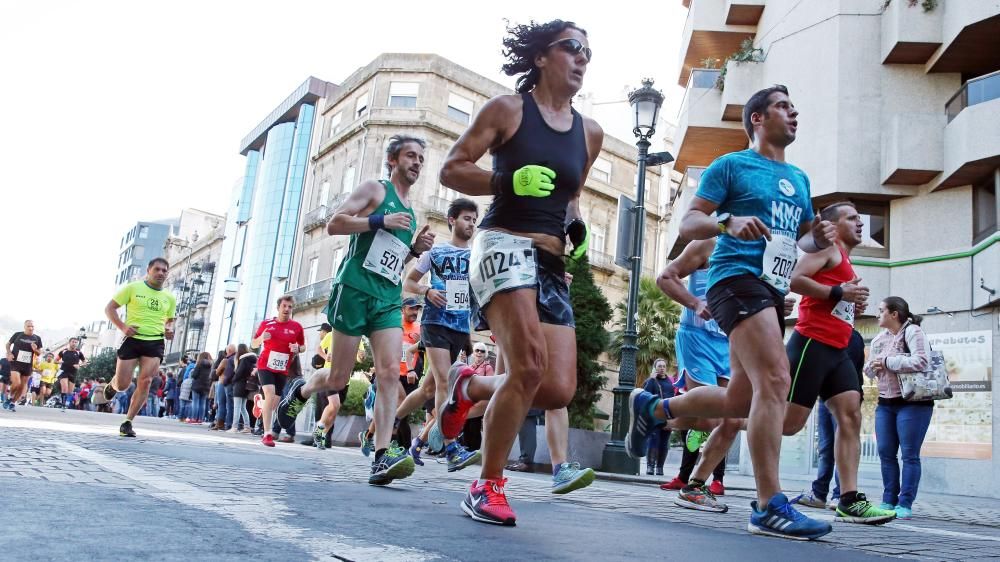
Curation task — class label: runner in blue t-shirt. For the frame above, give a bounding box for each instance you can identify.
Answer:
[395,198,481,473]
[627,85,838,541]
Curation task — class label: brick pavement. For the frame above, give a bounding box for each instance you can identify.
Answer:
[2,409,1000,561]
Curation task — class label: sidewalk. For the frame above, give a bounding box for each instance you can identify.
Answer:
[596,457,1000,529]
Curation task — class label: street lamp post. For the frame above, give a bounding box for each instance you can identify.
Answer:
[602,78,666,474]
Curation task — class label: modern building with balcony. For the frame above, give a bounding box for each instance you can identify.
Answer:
[115,219,176,287]
[285,53,667,418]
[667,0,1000,497]
[204,77,340,353]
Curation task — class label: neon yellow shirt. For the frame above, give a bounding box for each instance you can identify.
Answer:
[36,361,59,384]
[113,281,177,341]
[320,332,333,369]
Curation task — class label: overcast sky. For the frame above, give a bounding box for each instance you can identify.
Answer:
[0,1,687,343]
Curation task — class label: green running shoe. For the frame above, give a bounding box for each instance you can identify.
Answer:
[686,430,709,453]
[312,424,327,450]
[835,493,896,525]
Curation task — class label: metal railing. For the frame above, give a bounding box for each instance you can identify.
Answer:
[946,69,1000,123]
[589,250,616,272]
[426,195,450,219]
[287,277,335,310]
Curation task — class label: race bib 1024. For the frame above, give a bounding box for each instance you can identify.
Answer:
[469,231,537,308]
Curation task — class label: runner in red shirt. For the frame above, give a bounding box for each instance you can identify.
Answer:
[251,295,305,447]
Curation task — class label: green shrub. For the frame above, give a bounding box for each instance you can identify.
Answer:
[339,377,370,417]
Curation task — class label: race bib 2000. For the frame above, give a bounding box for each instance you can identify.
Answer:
[760,234,797,294]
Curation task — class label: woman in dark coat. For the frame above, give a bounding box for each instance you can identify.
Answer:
[229,344,256,432]
[189,351,213,423]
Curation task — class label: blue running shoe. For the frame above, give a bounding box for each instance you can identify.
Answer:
[551,462,595,494]
[410,438,425,466]
[625,389,661,459]
[369,442,415,486]
[276,377,307,431]
[446,443,481,472]
[358,430,373,457]
[748,493,832,541]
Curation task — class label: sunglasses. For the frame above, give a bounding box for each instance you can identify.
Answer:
[474,349,485,353]
[547,38,592,62]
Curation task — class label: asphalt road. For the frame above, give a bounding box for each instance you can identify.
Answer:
[0,407,928,561]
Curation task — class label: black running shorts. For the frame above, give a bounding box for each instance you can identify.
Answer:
[786,330,862,408]
[421,324,469,363]
[117,337,165,361]
[706,274,785,336]
[257,369,288,396]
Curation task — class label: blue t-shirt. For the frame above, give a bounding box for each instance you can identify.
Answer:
[415,243,471,333]
[695,149,814,292]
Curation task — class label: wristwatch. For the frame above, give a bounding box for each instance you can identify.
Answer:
[716,213,732,235]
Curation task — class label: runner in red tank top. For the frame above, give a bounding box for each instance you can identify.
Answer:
[784,202,896,525]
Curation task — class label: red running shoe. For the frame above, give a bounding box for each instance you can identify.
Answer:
[252,394,263,418]
[439,363,475,439]
[708,480,725,496]
[660,477,686,491]
[261,434,275,447]
[461,478,516,526]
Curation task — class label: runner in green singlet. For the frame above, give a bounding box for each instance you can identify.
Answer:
[277,134,435,486]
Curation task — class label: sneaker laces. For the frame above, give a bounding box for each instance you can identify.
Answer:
[556,462,581,478]
[385,444,407,458]
[484,478,510,506]
[774,501,807,522]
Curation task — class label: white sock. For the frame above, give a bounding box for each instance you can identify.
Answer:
[459,378,472,402]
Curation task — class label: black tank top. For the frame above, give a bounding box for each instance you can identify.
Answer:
[480,93,589,239]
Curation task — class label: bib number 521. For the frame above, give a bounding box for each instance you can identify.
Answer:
[380,250,400,272]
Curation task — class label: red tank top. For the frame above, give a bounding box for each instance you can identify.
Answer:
[796,245,855,348]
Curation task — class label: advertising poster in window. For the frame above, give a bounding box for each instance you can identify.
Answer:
[919,331,993,460]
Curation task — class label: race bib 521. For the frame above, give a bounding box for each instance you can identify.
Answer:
[363,229,409,285]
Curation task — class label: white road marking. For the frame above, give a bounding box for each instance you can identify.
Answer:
[53,440,437,562]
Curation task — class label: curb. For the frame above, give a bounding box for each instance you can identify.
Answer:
[593,471,756,492]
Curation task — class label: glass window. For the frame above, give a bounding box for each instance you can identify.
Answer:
[318,180,330,207]
[591,225,606,254]
[973,174,997,243]
[331,247,345,276]
[134,245,145,260]
[308,258,319,284]
[591,158,612,183]
[389,82,419,108]
[329,112,342,137]
[447,92,474,124]
[139,225,149,239]
[355,93,369,118]
[343,166,356,192]
[855,201,889,258]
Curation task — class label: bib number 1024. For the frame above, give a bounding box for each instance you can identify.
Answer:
[478,250,523,280]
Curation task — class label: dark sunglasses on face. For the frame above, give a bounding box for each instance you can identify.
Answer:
[548,38,592,62]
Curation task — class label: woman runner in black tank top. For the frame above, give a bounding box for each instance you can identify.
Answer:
[439,20,604,527]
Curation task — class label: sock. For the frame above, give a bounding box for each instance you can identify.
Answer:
[459,377,472,401]
[659,398,674,420]
[445,441,459,454]
[315,422,325,431]
[552,464,565,476]
[393,417,401,429]
[689,478,706,489]
[839,491,858,505]
[374,448,387,462]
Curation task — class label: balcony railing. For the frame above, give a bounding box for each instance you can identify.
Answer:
[946,70,1000,123]
[426,196,450,219]
[288,277,335,310]
[302,205,330,232]
[589,250,616,272]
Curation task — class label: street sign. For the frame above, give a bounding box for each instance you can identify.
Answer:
[615,194,636,269]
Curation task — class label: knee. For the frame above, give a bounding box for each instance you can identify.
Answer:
[505,347,546,395]
[837,408,862,433]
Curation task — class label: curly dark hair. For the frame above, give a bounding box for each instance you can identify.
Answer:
[501,19,587,94]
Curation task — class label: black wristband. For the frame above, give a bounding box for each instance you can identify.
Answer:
[829,285,844,302]
[368,214,385,231]
[409,245,422,258]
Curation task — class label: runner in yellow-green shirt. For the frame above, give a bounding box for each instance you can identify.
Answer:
[35,353,59,406]
[102,257,177,437]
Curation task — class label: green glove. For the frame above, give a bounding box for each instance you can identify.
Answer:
[566,219,589,261]
[512,165,556,198]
